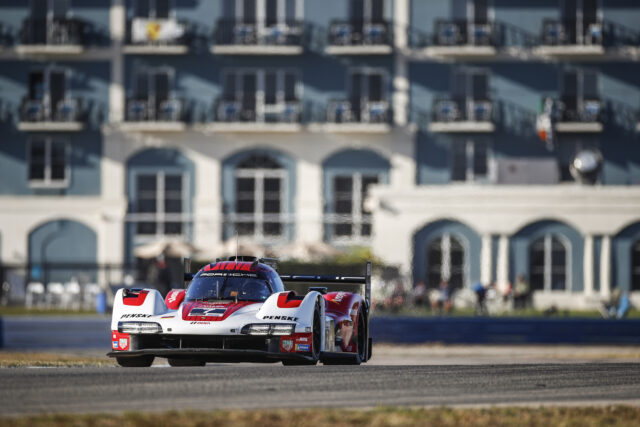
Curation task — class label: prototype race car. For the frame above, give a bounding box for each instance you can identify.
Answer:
[107,256,372,367]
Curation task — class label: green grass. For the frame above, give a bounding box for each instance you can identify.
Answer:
[1,406,640,427]
[0,306,100,316]
[0,352,115,368]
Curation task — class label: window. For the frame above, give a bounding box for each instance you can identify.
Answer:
[223,0,298,27]
[133,172,185,236]
[427,234,465,289]
[329,173,379,241]
[233,154,287,240]
[25,68,68,122]
[135,0,172,19]
[28,138,68,187]
[349,0,384,25]
[529,234,568,291]
[349,69,386,123]
[220,69,299,122]
[452,69,490,120]
[451,140,488,182]
[561,70,599,122]
[632,240,640,292]
[562,0,601,44]
[129,68,176,121]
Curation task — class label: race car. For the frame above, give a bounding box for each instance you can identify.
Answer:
[107,256,372,367]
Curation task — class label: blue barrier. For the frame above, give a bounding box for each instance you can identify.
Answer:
[371,316,640,344]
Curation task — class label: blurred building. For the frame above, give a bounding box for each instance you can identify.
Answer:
[0,0,639,309]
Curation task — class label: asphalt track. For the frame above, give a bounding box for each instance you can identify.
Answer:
[2,363,640,416]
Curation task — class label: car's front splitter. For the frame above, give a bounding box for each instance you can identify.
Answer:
[107,348,315,363]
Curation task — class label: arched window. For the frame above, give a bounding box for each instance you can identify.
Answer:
[632,239,640,292]
[234,154,286,239]
[426,234,464,289]
[529,235,567,291]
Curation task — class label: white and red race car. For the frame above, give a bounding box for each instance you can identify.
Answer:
[107,257,372,367]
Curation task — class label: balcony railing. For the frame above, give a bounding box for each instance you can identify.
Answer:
[213,19,304,47]
[125,98,183,122]
[541,19,603,46]
[20,18,84,46]
[20,97,82,122]
[326,99,390,125]
[431,98,493,122]
[432,20,495,46]
[328,20,390,46]
[557,97,603,123]
[214,97,301,124]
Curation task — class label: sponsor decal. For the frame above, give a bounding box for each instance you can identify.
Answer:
[190,321,211,325]
[161,315,174,319]
[200,272,258,278]
[263,315,298,321]
[296,337,308,343]
[120,313,152,319]
[295,344,310,352]
[119,338,128,349]
[331,292,347,303]
[112,340,118,349]
[189,307,226,317]
[281,339,294,352]
[167,291,179,303]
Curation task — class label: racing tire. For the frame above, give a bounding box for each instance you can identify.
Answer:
[282,300,321,366]
[324,307,367,366]
[168,358,206,367]
[116,356,154,367]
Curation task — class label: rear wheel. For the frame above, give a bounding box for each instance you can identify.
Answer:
[168,358,206,367]
[116,356,154,367]
[283,300,321,366]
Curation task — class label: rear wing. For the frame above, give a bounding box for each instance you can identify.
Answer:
[280,260,372,307]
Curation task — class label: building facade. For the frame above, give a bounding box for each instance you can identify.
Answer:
[0,0,639,309]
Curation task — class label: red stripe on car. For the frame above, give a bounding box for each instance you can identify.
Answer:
[277,292,303,308]
[123,290,148,306]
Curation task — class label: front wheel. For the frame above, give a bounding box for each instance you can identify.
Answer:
[116,355,154,367]
[283,300,321,366]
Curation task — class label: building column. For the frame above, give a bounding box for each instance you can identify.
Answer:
[583,234,594,296]
[393,0,409,126]
[110,0,125,123]
[480,234,492,285]
[496,234,509,293]
[599,235,611,298]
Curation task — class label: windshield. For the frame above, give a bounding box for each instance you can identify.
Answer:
[186,272,272,302]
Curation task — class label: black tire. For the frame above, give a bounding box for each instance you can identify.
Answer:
[116,356,154,367]
[283,300,321,366]
[326,308,367,366]
[168,358,206,367]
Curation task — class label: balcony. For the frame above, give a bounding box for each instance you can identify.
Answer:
[124,18,189,54]
[428,98,495,133]
[308,99,391,133]
[18,98,84,131]
[16,18,85,56]
[120,98,186,132]
[211,20,304,55]
[205,97,302,132]
[533,19,604,58]
[325,20,392,55]
[415,20,497,59]
[552,97,603,133]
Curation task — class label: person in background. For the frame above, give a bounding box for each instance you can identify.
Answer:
[412,281,428,308]
[432,280,452,315]
[600,288,631,319]
[513,274,530,309]
[390,280,407,312]
[473,282,488,316]
[155,257,172,297]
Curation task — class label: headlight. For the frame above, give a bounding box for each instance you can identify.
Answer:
[118,321,162,334]
[241,323,296,336]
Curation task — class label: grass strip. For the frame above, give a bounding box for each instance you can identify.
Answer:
[1,406,640,427]
[0,352,114,368]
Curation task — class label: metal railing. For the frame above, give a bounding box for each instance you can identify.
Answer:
[20,18,84,46]
[20,97,82,122]
[213,19,304,46]
[433,20,495,46]
[431,98,493,122]
[125,98,184,122]
[554,97,603,122]
[541,19,603,46]
[213,97,301,123]
[325,99,390,124]
[328,19,390,46]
